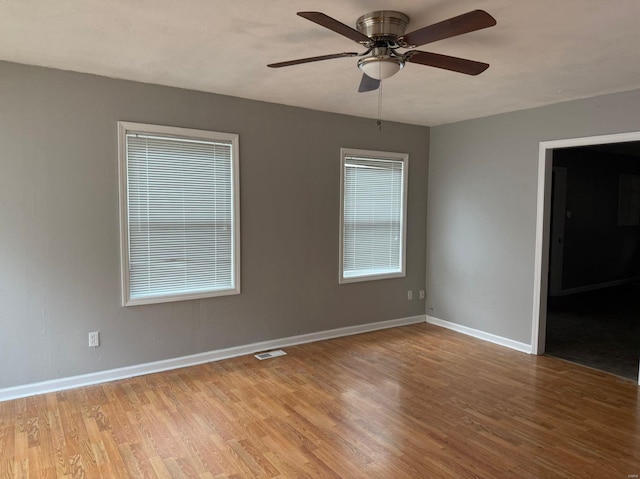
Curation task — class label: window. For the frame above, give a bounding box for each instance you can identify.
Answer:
[339,148,408,283]
[118,122,240,306]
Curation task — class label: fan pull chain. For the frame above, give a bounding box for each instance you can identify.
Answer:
[377,79,383,131]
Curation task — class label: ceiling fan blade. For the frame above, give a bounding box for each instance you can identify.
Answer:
[399,10,496,48]
[268,52,358,68]
[358,74,380,93]
[405,51,489,75]
[297,11,371,45]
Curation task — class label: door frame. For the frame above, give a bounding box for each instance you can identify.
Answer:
[531,131,640,385]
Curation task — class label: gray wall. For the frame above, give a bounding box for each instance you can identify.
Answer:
[0,61,429,389]
[427,88,640,344]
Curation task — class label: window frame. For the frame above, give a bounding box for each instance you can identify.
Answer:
[339,147,409,284]
[117,121,241,306]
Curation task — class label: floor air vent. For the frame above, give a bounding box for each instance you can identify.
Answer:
[254,349,287,360]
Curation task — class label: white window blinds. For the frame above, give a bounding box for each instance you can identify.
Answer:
[118,122,240,305]
[340,149,408,283]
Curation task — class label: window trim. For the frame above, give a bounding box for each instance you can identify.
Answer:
[117,121,241,306]
[339,147,408,284]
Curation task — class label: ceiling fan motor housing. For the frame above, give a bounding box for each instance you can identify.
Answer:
[356,11,410,43]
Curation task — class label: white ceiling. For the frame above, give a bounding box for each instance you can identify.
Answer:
[1,0,640,126]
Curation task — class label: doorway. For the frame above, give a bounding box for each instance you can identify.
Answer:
[532,132,640,384]
[545,146,640,379]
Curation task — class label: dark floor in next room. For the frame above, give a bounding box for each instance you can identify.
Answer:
[545,283,640,380]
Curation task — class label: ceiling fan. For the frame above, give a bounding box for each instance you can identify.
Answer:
[268,10,496,92]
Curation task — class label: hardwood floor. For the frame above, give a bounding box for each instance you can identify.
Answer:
[1,323,639,478]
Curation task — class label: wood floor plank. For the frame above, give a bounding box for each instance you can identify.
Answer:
[1,323,639,478]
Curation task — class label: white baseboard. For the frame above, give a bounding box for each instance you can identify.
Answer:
[426,315,532,354]
[0,315,426,402]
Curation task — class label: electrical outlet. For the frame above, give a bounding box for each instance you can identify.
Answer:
[419,290,425,300]
[407,290,413,300]
[88,331,100,348]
